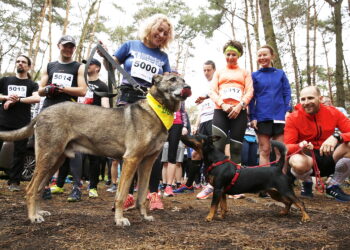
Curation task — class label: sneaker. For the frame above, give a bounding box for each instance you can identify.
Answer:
[194,183,202,189]
[174,184,194,194]
[123,194,135,211]
[107,184,117,192]
[42,187,52,200]
[149,192,164,211]
[50,184,64,194]
[228,194,245,199]
[164,186,174,197]
[67,187,82,202]
[8,184,20,192]
[105,180,111,186]
[65,175,73,184]
[326,185,350,202]
[196,185,213,199]
[301,181,314,198]
[89,188,98,198]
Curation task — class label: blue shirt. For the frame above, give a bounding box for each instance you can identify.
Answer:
[249,67,291,122]
[113,40,171,88]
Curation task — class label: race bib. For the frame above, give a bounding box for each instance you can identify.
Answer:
[201,99,215,113]
[220,86,242,101]
[130,58,159,83]
[85,89,94,98]
[52,73,73,87]
[7,85,27,97]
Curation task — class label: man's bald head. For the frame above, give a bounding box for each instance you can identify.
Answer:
[300,86,321,114]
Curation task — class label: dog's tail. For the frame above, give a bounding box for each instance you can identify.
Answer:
[0,116,37,141]
[271,140,287,170]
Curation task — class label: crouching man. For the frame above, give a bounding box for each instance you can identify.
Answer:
[284,86,350,201]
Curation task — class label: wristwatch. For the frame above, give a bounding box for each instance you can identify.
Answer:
[240,101,246,110]
[332,132,343,143]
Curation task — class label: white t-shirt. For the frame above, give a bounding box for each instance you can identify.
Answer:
[199,80,215,123]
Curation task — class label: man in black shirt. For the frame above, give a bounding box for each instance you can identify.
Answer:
[38,35,87,201]
[0,55,40,191]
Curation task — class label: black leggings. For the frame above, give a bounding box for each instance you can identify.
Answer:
[167,124,183,164]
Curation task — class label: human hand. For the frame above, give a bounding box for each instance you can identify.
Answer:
[45,84,60,97]
[195,96,207,105]
[221,103,233,113]
[182,127,188,135]
[8,94,20,103]
[97,40,108,58]
[192,126,198,135]
[251,120,258,130]
[320,136,338,156]
[227,104,242,119]
[3,100,15,110]
[298,140,314,151]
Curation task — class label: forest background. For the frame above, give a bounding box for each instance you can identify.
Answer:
[1,0,349,122]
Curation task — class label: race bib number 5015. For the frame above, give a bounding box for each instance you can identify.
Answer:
[7,85,27,97]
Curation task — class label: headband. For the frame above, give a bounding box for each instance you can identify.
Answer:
[224,46,241,57]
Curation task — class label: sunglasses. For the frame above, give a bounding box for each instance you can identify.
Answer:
[16,60,28,64]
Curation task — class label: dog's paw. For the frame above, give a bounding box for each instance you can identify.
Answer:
[38,210,51,216]
[29,215,45,223]
[205,216,214,222]
[143,215,154,222]
[115,217,131,226]
[301,214,311,223]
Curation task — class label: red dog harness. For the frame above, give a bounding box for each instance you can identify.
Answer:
[206,158,241,193]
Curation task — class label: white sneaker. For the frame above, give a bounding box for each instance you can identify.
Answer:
[107,184,117,192]
[196,184,213,199]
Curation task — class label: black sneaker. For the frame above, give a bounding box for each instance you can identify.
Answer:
[42,187,52,200]
[301,181,314,198]
[67,186,82,202]
[326,185,350,202]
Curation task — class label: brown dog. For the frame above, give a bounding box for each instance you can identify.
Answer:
[0,74,191,226]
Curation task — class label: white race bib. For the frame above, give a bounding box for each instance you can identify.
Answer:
[8,85,27,97]
[130,58,159,83]
[220,86,242,101]
[52,73,73,87]
[85,89,94,98]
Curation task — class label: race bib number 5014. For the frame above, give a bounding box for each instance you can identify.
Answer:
[52,73,73,87]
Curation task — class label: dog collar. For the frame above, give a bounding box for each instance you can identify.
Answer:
[146,93,174,130]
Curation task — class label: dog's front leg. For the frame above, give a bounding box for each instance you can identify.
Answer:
[218,193,228,220]
[114,157,139,226]
[206,188,222,222]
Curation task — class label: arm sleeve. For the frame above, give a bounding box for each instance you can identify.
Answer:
[162,55,171,73]
[336,110,350,142]
[248,74,257,121]
[241,70,254,105]
[113,42,130,64]
[284,115,301,154]
[209,71,224,107]
[282,71,292,113]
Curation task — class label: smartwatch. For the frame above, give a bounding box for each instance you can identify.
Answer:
[332,132,343,143]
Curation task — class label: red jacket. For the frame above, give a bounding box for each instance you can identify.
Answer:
[284,103,350,154]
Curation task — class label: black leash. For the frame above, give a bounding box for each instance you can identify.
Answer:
[84,43,147,99]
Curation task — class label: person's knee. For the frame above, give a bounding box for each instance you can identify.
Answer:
[259,144,270,157]
[289,154,312,174]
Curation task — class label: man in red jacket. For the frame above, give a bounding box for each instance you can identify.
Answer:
[285,86,350,201]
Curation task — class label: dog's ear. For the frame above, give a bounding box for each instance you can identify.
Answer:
[209,135,221,143]
[152,74,163,86]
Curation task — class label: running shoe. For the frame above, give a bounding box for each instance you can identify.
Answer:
[301,181,314,198]
[67,186,82,202]
[42,187,52,200]
[164,186,174,197]
[326,185,350,202]
[228,194,245,199]
[107,184,117,192]
[8,184,20,192]
[196,184,213,199]
[123,194,135,211]
[50,184,64,194]
[89,188,98,198]
[149,192,164,211]
[173,184,194,194]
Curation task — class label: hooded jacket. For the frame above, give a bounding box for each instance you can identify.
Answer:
[284,103,350,154]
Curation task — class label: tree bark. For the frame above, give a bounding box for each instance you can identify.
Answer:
[48,0,53,62]
[312,0,318,86]
[321,32,334,103]
[258,0,283,69]
[244,0,253,72]
[86,0,102,59]
[62,0,71,35]
[306,0,311,86]
[249,0,261,69]
[325,0,345,107]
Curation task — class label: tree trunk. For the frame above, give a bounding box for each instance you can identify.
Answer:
[62,0,71,35]
[306,0,311,86]
[258,0,283,69]
[48,0,53,62]
[249,0,261,69]
[86,0,102,59]
[31,0,48,72]
[321,32,334,103]
[325,0,345,107]
[244,0,253,72]
[312,0,318,86]
[343,58,350,107]
[75,0,98,62]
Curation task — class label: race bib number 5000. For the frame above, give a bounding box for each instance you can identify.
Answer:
[52,73,73,87]
[7,85,27,97]
[130,58,159,83]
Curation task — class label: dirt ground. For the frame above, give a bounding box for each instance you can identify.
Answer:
[0,179,349,250]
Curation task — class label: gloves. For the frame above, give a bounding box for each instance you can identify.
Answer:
[45,84,60,97]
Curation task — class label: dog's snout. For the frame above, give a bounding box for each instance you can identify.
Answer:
[181,85,192,98]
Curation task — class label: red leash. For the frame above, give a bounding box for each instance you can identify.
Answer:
[310,150,325,193]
